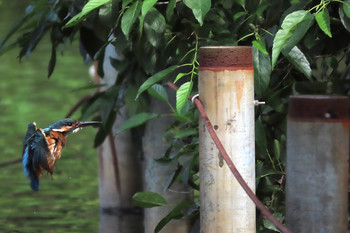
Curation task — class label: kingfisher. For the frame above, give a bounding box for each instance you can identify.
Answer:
[22,118,101,191]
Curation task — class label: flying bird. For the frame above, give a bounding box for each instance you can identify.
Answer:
[22,118,101,191]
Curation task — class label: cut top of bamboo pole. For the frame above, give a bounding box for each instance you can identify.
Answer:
[198,46,253,71]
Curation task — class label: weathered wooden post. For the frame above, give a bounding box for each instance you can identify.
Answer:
[286,95,349,233]
[97,45,143,233]
[143,94,191,233]
[198,46,255,232]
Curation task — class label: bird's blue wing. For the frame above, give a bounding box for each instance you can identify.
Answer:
[31,129,50,172]
[22,123,49,191]
[22,146,30,179]
[23,123,37,180]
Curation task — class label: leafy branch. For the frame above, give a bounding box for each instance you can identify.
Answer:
[175,38,199,112]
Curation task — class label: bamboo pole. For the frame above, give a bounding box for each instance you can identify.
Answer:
[198,46,255,232]
[286,95,349,233]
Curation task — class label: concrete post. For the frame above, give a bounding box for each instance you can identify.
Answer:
[97,44,143,232]
[198,46,255,232]
[143,94,191,233]
[286,95,349,233]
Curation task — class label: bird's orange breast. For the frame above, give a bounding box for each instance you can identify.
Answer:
[45,132,67,172]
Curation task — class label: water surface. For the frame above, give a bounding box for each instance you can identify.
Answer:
[0,1,99,232]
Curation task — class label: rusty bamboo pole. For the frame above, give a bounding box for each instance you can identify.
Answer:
[286,95,349,233]
[198,46,255,232]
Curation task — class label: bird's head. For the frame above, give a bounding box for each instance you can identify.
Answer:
[48,118,101,134]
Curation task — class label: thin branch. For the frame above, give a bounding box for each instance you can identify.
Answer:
[65,94,92,118]
[0,158,22,168]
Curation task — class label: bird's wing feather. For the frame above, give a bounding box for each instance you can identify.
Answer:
[22,146,30,178]
[22,123,38,178]
[30,129,50,172]
[23,123,37,148]
[22,123,50,191]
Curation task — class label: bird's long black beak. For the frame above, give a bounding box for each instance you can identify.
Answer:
[77,121,102,128]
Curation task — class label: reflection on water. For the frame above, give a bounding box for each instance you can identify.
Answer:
[0,1,99,232]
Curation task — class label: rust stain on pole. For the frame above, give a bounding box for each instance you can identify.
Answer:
[199,46,253,71]
[235,80,245,112]
[288,95,349,122]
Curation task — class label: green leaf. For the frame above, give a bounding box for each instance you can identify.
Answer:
[183,0,211,26]
[145,8,166,32]
[166,0,176,21]
[281,10,308,29]
[122,0,133,9]
[0,13,33,47]
[98,1,115,28]
[272,29,290,68]
[174,72,187,83]
[121,0,142,38]
[272,10,311,68]
[315,8,332,37]
[117,112,158,133]
[283,14,313,53]
[252,38,268,55]
[142,0,157,16]
[253,46,271,97]
[48,44,56,78]
[283,46,311,80]
[263,212,283,232]
[89,86,120,147]
[176,81,193,112]
[174,128,197,139]
[273,139,280,162]
[139,0,157,36]
[339,5,350,32]
[148,84,169,102]
[255,117,267,152]
[266,88,285,113]
[136,65,178,99]
[64,0,112,28]
[94,108,117,147]
[234,11,246,20]
[24,20,47,57]
[155,201,192,233]
[163,164,182,191]
[132,191,167,208]
[343,0,350,18]
[144,7,166,47]
[125,85,148,116]
[236,0,245,9]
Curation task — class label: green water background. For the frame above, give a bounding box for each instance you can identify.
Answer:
[0,1,100,232]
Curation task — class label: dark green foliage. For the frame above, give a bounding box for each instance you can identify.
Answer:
[2,0,350,232]
[132,191,167,208]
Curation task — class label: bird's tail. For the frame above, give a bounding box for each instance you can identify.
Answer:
[23,146,39,191]
[30,176,39,191]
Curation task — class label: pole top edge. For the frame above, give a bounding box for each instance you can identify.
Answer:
[290,95,349,100]
[200,46,252,49]
[199,46,253,70]
[288,95,349,121]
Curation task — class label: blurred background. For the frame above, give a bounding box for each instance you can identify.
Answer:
[0,1,100,232]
